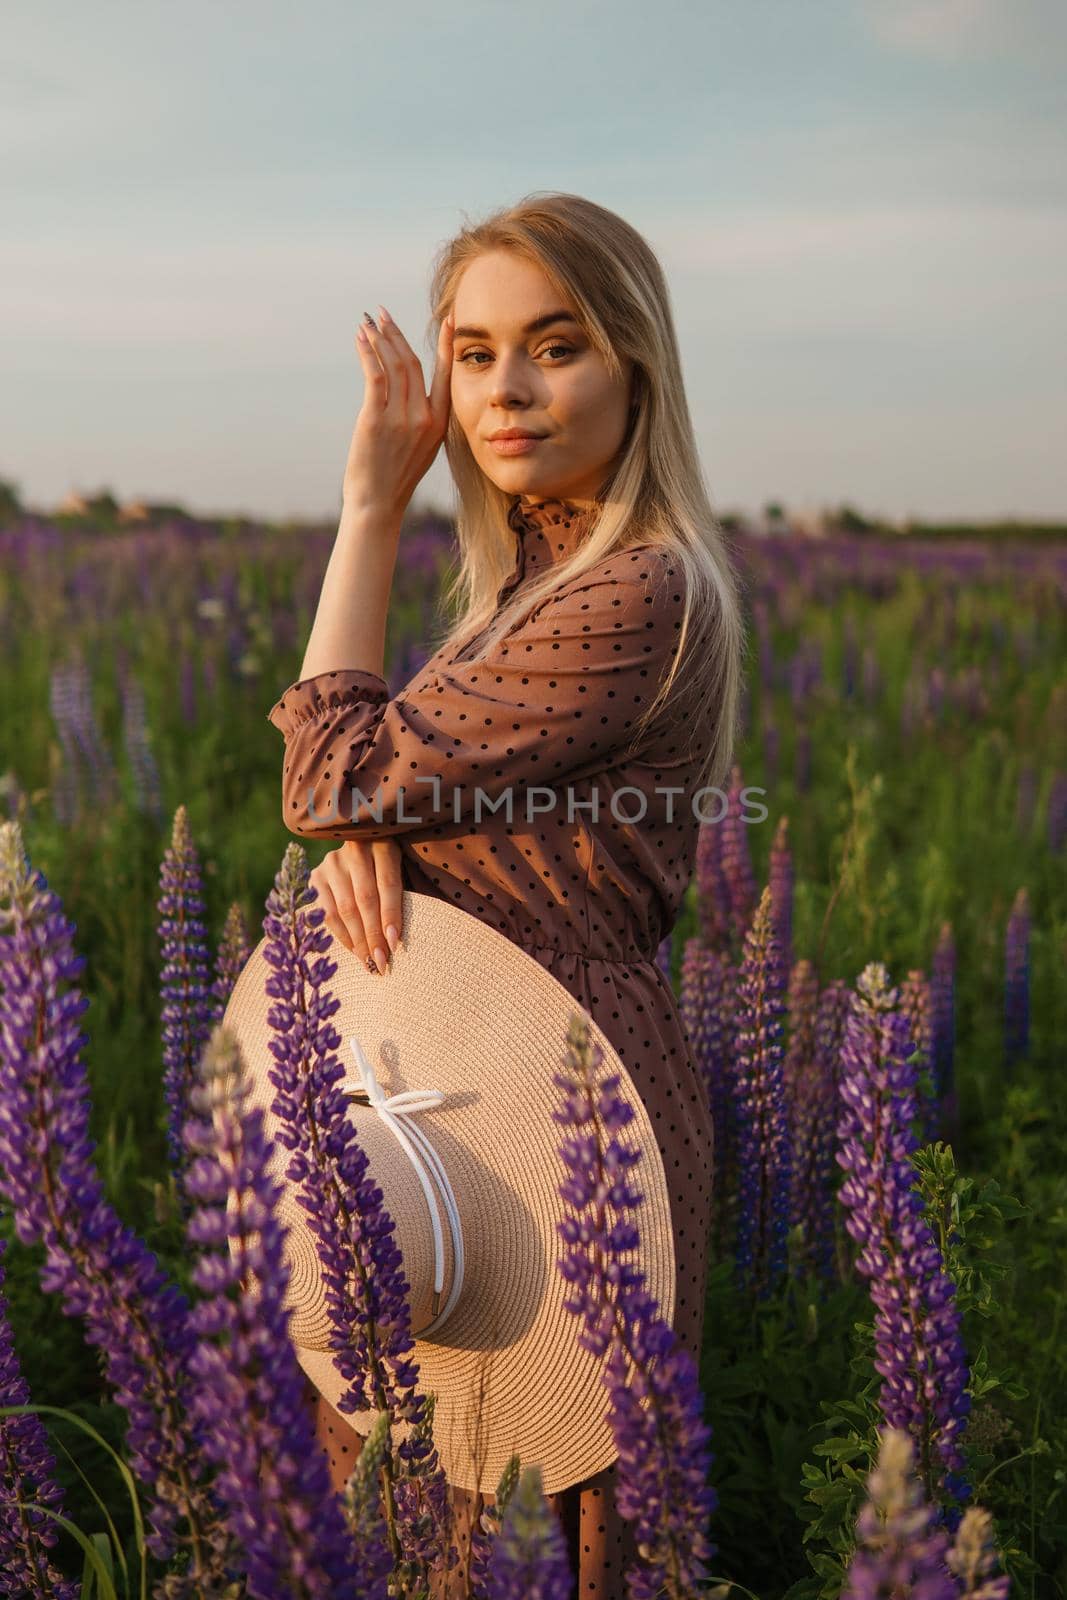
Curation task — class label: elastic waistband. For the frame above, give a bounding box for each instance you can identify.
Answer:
[522,942,660,966]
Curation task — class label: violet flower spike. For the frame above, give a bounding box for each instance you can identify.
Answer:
[0,819,234,1585]
[182,1023,380,1598]
[157,804,216,1194]
[484,1464,571,1600]
[553,1014,717,1599]
[0,1227,80,1600]
[842,1427,956,1600]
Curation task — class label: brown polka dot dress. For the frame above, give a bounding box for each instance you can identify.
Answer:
[267,494,716,1599]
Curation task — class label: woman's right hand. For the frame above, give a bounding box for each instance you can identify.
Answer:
[309,837,405,975]
[342,305,455,518]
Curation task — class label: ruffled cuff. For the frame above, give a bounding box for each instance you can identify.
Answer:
[267,669,390,737]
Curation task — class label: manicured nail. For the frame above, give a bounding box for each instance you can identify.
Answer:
[377,304,390,324]
[365,955,379,976]
[385,924,400,953]
[362,310,376,328]
[374,945,389,974]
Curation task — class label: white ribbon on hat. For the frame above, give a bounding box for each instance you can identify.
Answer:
[342,1036,465,1337]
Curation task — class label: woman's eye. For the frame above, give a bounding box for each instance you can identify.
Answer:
[457,344,574,366]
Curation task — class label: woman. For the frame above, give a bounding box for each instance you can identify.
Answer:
[267,190,745,1599]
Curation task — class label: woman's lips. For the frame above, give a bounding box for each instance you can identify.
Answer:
[489,436,543,455]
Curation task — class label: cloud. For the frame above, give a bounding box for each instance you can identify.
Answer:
[861,0,1011,57]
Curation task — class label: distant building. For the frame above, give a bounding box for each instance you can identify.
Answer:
[117,499,152,524]
[56,490,93,516]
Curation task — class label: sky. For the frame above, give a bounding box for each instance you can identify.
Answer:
[3,0,1065,524]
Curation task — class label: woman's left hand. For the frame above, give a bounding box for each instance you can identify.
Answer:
[308,837,405,974]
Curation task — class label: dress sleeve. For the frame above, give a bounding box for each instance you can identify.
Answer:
[267,555,686,843]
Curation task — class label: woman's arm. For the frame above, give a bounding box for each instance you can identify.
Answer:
[296,498,401,684]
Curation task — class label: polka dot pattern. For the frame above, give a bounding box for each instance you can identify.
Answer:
[274,495,715,1599]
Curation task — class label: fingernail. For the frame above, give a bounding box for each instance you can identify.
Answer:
[362,310,376,328]
[386,924,400,953]
[377,304,390,324]
[365,955,379,976]
[374,945,389,973]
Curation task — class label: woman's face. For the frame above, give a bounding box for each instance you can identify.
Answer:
[449,248,634,506]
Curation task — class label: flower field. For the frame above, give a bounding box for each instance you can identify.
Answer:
[0,508,1063,1598]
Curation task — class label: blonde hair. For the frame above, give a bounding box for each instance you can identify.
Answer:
[422,190,747,796]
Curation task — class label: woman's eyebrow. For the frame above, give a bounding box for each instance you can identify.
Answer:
[452,311,579,339]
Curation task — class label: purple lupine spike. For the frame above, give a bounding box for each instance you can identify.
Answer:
[0,1228,80,1600]
[158,805,215,1190]
[121,674,164,824]
[835,963,972,1516]
[721,764,757,951]
[210,902,252,1026]
[679,938,737,1254]
[0,819,234,1584]
[784,958,819,1111]
[946,1505,1012,1599]
[810,981,853,1285]
[262,843,451,1584]
[731,886,791,1298]
[552,1013,717,1600]
[470,1454,520,1600]
[50,657,117,812]
[1004,888,1030,1069]
[47,663,86,826]
[183,1024,382,1599]
[769,815,794,976]
[900,970,937,1142]
[483,1465,571,1600]
[930,924,957,1145]
[842,1428,956,1600]
[390,1391,459,1596]
[694,812,731,954]
[1048,770,1067,855]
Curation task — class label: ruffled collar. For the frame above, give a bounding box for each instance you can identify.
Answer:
[504,495,598,580]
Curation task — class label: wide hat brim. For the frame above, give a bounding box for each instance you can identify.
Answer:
[221,889,675,1495]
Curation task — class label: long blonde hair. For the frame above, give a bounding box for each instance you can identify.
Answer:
[422,190,748,796]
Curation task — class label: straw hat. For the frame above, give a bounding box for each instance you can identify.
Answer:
[221,889,676,1496]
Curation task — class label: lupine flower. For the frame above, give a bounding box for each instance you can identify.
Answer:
[769,815,794,974]
[389,1391,458,1596]
[679,938,736,1238]
[470,1453,520,1600]
[261,843,452,1581]
[553,1013,717,1599]
[211,901,252,1026]
[158,805,215,1188]
[338,1411,397,1594]
[721,765,757,950]
[900,970,938,1141]
[0,1227,80,1600]
[484,1464,571,1600]
[694,813,731,954]
[0,819,234,1584]
[48,656,117,819]
[182,1023,379,1598]
[1003,888,1030,1068]
[836,963,972,1516]
[784,957,819,1110]
[732,886,791,1297]
[946,1505,1012,1599]
[121,672,164,824]
[842,1427,956,1600]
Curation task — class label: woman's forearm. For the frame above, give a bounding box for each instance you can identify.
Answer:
[297,497,403,683]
